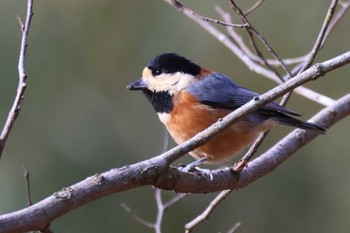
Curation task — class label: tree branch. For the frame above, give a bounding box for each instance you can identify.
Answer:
[164,0,336,107]
[0,51,349,233]
[170,0,247,28]
[0,0,34,159]
[244,0,265,16]
[185,189,233,232]
[299,0,339,72]
[228,0,293,78]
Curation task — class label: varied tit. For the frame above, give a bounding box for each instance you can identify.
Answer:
[127,53,326,163]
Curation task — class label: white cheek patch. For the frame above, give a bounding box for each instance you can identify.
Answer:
[146,72,195,94]
[175,73,195,90]
[147,73,179,92]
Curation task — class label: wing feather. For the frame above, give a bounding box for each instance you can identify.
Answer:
[187,73,300,116]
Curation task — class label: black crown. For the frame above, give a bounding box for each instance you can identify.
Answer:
[147,53,201,76]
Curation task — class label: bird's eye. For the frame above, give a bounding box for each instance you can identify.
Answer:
[154,68,162,76]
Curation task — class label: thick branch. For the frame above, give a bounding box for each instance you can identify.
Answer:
[0,52,349,233]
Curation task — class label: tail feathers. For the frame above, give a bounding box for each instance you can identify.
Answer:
[277,115,327,134]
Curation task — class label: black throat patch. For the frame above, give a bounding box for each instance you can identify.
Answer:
[142,89,174,113]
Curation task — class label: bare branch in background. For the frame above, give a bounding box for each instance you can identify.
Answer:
[323,0,350,47]
[244,0,265,16]
[215,5,309,67]
[0,0,34,159]
[121,203,155,228]
[22,166,33,206]
[121,190,188,233]
[299,0,339,72]
[170,0,247,28]
[228,0,293,78]
[185,189,233,233]
[154,190,188,233]
[165,0,338,107]
[226,222,242,233]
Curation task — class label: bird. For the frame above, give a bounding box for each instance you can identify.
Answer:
[127,53,326,163]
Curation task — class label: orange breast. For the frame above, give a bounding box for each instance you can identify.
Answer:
[164,91,277,162]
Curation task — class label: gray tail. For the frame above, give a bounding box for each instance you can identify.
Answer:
[277,115,327,134]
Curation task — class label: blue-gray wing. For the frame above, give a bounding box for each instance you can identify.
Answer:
[186,72,300,116]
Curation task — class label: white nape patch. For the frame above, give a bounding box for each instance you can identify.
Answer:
[174,72,195,90]
[146,72,195,94]
[157,112,171,125]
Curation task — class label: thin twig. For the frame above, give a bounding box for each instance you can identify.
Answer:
[245,26,284,81]
[283,0,338,108]
[0,0,34,159]
[238,8,285,80]
[162,128,170,153]
[227,222,241,233]
[163,193,188,209]
[244,0,265,15]
[22,166,33,206]
[299,0,339,72]
[228,0,293,79]
[170,0,247,28]
[324,0,350,42]
[123,189,187,232]
[154,190,188,233]
[22,166,54,233]
[257,0,347,70]
[154,189,163,233]
[185,190,234,233]
[215,5,310,67]
[121,203,154,228]
[233,131,269,172]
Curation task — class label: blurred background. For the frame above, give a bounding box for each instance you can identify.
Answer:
[0,0,349,232]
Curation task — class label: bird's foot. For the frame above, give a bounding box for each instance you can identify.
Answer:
[181,157,208,171]
[179,157,213,180]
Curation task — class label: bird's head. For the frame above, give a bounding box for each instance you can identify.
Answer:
[127,53,201,95]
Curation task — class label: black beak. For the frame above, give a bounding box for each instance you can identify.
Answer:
[126,79,147,90]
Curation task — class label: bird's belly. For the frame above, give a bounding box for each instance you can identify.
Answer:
[167,115,262,162]
[158,91,278,162]
[159,94,276,162]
